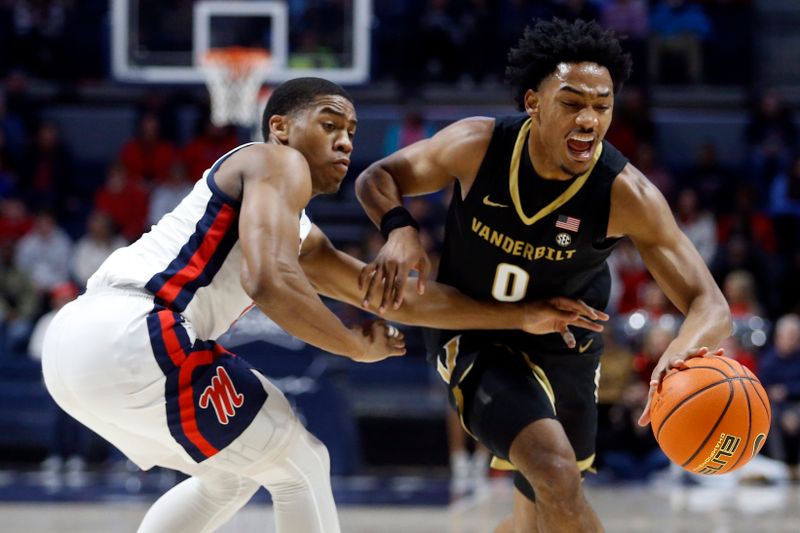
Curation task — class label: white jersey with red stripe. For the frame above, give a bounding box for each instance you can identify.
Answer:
[88,142,312,340]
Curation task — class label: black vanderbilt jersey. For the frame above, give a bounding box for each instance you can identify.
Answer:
[427,115,629,358]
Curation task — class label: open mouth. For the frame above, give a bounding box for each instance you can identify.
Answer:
[566,134,595,162]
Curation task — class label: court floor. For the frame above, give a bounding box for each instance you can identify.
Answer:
[2,480,798,533]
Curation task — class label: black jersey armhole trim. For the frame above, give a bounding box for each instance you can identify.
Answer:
[205,142,262,207]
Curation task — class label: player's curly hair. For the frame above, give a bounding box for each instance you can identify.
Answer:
[505,18,632,110]
[262,77,352,141]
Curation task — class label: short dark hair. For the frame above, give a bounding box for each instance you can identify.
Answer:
[505,18,632,110]
[261,77,353,140]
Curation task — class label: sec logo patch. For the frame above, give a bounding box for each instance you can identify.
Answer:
[555,232,572,247]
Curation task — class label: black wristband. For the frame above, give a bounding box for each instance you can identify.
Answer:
[380,206,420,240]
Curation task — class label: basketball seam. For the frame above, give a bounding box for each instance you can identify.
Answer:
[748,377,771,427]
[662,365,728,385]
[654,364,727,437]
[654,376,757,441]
[740,363,770,427]
[715,357,746,381]
[716,358,752,472]
[728,377,753,471]
[680,380,735,468]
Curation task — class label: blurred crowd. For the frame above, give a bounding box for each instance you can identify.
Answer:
[376,0,754,89]
[0,0,754,88]
[0,0,797,487]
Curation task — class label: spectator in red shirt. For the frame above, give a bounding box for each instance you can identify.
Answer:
[94,162,148,241]
[609,238,650,313]
[119,112,178,185]
[0,198,33,242]
[181,117,239,181]
[717,183,777,254]
[21,121,74,215]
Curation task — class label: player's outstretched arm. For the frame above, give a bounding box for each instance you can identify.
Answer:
[354,117,494,312]
[609,165,733,426]
[236,145,404,363]
[300,224,607,338]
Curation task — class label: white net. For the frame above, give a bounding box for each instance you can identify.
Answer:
[202,47,271,127]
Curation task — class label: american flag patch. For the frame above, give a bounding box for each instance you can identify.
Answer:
[555,215,580,232]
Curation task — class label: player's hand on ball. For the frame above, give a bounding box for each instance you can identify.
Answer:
[521,297,608,346]
[358,226,431,314]
[638,346,725,426]
[351,320,406,363]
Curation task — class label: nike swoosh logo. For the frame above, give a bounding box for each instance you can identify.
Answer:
[578,339,594,353]
[483,195,509,208]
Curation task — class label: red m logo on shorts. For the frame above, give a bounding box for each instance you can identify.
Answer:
[199,366,245,425]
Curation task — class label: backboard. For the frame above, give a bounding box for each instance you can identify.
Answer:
[111,0,370,84]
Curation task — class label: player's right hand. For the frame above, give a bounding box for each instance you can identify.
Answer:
[520,298,609,346]
[358,226,432,314]
[351,320,406,363]
[637,346,725,427]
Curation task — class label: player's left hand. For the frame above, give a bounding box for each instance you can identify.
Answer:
[637,346,725,427]
[520,297,609,345]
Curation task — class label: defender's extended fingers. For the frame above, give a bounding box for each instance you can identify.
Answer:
[391,266,412,310]
[378,263,399,314]
[358,263,377,292]
[569,316,605,332]
[577,299,609,321]
[548,308,580,323]
[560,326,576,349]
[362,267,384,309]
[551,297,605,321]
[416,254,432,295]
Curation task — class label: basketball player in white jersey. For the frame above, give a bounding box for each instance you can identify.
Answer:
[41,78,607,533]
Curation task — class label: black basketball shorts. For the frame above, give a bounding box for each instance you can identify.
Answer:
[440,338,601,501]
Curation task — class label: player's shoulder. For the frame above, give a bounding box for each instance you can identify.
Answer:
[437,116,495,143]
[222,143,312,203]
[612,162,660,202]
[609,162,671,237]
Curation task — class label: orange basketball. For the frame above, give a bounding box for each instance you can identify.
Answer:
[650,356,771,475]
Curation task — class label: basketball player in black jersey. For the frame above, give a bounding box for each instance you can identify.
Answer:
[356,19,732,533]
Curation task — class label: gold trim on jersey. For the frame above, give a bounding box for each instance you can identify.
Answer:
[490,453,596,474]
[521,351,557,413]
[436,335,462,383]
[577,454,596,472]
[436,335,478,438]
[453,361,477,439]
[508,118,603,226]
[455,344,594,475]
[490,457,517,471]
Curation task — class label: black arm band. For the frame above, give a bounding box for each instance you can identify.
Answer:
[380,206,420,240]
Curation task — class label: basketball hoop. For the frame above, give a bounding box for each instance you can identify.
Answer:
[202,47,271,127]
